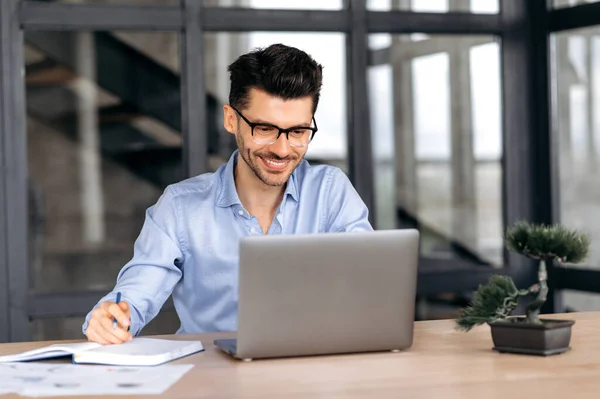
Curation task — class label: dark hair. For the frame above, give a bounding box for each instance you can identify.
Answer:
[227,44,323,114]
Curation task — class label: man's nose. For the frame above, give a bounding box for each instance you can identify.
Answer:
[268,132,292,157]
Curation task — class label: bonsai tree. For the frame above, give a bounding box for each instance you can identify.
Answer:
[456,221,590,331]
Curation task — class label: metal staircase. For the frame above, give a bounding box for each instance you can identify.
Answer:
[25,30,224,189]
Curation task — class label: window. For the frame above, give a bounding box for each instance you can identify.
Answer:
[552,26,600,310]
[25,31,183,295]
[368,34,502,265]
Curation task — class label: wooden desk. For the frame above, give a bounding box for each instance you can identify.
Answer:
[2,312,600,398]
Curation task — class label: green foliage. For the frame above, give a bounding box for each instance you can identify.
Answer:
[505,221,590,264]
[455,275,522,331]
[456,221,591,332]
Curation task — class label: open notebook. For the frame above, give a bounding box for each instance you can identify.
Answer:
[0,337,204,366]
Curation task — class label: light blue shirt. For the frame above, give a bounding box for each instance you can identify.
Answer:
[82,150,373,336]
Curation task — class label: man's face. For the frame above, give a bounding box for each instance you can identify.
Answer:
[224,88,314,187]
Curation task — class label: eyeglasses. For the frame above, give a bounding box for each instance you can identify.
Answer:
[231,106,318,148]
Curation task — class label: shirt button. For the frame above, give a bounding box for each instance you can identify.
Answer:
[238,210,244,216]
[250,227,256,233]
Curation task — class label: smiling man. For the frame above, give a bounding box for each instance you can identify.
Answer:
[82,43,373,345]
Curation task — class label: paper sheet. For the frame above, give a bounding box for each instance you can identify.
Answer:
[0,362,193,397]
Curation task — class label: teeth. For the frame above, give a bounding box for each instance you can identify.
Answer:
[265,159,286,166]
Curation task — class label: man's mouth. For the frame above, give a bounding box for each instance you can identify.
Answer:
[259,156,291,171]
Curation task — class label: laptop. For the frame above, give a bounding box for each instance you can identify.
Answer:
[214,229,420,361]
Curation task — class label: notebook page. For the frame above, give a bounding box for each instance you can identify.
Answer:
[86,338,202,356]
[0,342,101,363]
[73,337,203,366]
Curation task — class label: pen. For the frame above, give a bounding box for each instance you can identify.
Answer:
[112,292,121,331]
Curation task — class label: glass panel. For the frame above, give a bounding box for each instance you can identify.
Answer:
[552,27,600,272]
[370,34,392,51]
[204,32,348,171]
[208,0,343,9]
[368,34,503,266]
[554,0,600,8]
[25,30,183,297]
[30,0,178,5]
[367,0,499,13]
[31,309,179,341]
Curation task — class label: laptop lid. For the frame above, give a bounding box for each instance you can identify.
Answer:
[234,229,420,360]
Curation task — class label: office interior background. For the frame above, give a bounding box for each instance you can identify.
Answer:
[0,0,599,343]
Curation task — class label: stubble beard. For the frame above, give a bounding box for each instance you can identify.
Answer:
[236,131,300,187]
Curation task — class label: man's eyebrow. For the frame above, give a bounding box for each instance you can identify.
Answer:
[248,117,274,125]
[250,117,313,127]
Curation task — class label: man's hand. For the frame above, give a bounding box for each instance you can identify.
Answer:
[85,301,132,345]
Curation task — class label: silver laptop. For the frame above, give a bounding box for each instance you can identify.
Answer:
[214,229,420,361]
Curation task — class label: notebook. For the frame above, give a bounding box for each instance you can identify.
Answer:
[0,337,204,366]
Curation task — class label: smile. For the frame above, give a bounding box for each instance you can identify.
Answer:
[266,159,286,166]
[260,157,289,170]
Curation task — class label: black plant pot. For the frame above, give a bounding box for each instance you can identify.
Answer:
[488,318,575,356]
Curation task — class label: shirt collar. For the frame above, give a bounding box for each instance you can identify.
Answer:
[216,150,300,208]
[216,151,241,208]
[284,167,299,203]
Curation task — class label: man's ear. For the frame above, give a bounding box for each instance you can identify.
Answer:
[223,105,238,135]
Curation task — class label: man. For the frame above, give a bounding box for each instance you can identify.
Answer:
[83,43,372,345]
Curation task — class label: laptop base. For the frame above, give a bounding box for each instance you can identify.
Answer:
[214,339,253,361]
[215,338,406,361]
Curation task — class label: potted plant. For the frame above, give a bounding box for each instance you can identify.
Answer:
[455,221,590,356]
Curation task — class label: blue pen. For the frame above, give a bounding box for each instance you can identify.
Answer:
[112,292,121,331]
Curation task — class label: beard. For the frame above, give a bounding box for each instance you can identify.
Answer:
[236,131,302,187]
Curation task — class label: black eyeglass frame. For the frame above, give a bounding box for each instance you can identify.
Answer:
[231,106,318,148]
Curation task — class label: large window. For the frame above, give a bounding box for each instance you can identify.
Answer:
[25,30,183,338]
[552,26,600,311]
[7,0,589,342]
[368,34,503,265]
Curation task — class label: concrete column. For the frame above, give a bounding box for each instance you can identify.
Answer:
[213,0,250,103]
[585,34,598,171]
[391,0,418,219]
[72,32,105,244]
[206,0,250,158]
[448,0,477,249]
[556,35,572,167]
